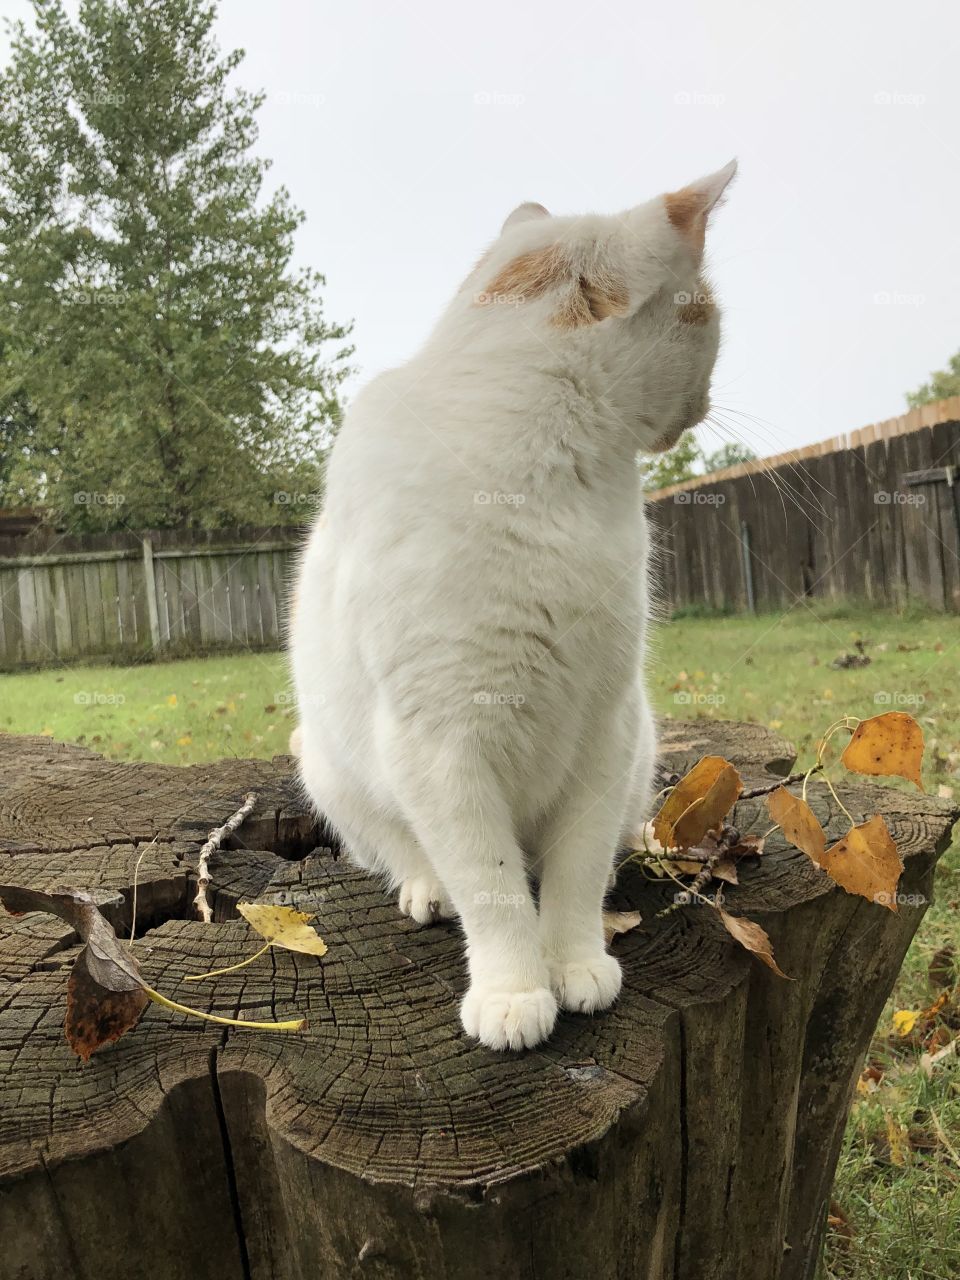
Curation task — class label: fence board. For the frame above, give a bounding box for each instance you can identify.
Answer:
[0,526,301,668]
[647,420,960,616]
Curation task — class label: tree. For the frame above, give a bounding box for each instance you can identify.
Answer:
[702,441,757,474]
[906,351,960,408]
[640,431,703,492]
[0,0,353,531]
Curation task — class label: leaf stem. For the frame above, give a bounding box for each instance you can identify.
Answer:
[183,940,274,981]
[140,982,305,1031]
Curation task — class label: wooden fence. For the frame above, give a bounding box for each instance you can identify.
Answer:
[0,526,301,669]
[4,400,960,668]
[646,406,960,614]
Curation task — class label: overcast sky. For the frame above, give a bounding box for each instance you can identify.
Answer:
[3,0,958,458]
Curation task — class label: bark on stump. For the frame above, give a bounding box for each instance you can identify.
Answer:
[0,724,955,1280]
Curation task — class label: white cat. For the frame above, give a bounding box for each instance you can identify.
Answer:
[290,161,736,1051]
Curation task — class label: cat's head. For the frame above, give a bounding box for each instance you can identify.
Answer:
[453,161,736,455]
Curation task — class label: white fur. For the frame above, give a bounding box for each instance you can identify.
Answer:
[290,165,734,1051]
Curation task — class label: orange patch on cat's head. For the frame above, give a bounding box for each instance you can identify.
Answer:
[476,245,629,330]
[477,244,570,307]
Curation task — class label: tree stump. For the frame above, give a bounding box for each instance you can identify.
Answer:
[0,725,955,1280]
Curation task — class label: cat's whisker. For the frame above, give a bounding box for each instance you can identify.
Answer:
[706,405,832,523]
[702,410,825,527]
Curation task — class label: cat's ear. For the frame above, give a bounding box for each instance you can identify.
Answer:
[501,202,550,233]
[664,159,737,256]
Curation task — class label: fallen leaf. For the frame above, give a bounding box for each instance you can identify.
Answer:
[841,712,925,791]
[884,1111,912,1167]
[0,885,149,1059]
[893,1009,921,1037]
[653,756,743,850]
[1,884,307,1056]
[827,1199,855,1245]
[766,788,826,860]
[857,1065,883,1095]
[665,858,707,876]
[166,693,178,707]
[928,945,955,990]
[603,910,642,945]
[718,908,790,979]
[817,816,904,910]
[625,821,672,855]
[67,948,149,1062]
[712,859,739,885]
[237,902,328,957]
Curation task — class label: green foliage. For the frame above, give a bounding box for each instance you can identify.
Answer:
[906,350,960,408]
[640,434,758,492]
[640,431,703,491]
[702,441,757,474]
[0,0,353,530]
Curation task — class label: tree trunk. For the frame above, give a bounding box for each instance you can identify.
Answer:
[0,724,955,1280]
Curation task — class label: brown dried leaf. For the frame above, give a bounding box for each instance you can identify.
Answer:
[729,833,765,858]
[653,756,743,850]
[928,945,956,991]
[0,884,148,1060]
[827,1199,855,1246]
[66,948,148,1062]
[602,910,642,945]
[666,859,707,876]
[817,815,904,911]
[841,712,925,791]
[766,787,826,860]
[718,908,790,979]
[713,859,740,885]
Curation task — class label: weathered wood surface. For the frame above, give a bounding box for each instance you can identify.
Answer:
[0,725,956,1280]
[0,524,300,669]
[647,417,960,613]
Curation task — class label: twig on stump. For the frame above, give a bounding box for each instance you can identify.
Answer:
[192,793,258,923]
[738,766,822,800]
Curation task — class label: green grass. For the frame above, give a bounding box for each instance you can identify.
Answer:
[1,607,958,1277]
[0,649,294,765]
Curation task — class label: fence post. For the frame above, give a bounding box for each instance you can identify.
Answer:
[740,521,756,613]
[141,536,161,649]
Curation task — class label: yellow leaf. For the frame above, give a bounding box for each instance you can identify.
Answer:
[177,735,193,746]
[766,788,826,861]
[237,902,328,957]
[884,1111,912,1167]
[841,712,925,791]
[652,756,743,850]
[718,908,791,979]
[817,815,904,910]
[893,1009,921,1037]
[166,694,178,707]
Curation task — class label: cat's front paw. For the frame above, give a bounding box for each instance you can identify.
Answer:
[397,876,455,925]
[460,984,557,1051]
[550,952,622,1013]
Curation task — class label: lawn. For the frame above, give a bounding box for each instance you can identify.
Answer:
[1,605,958,1279]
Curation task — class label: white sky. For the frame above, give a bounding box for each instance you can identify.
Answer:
[3,0,959,457]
